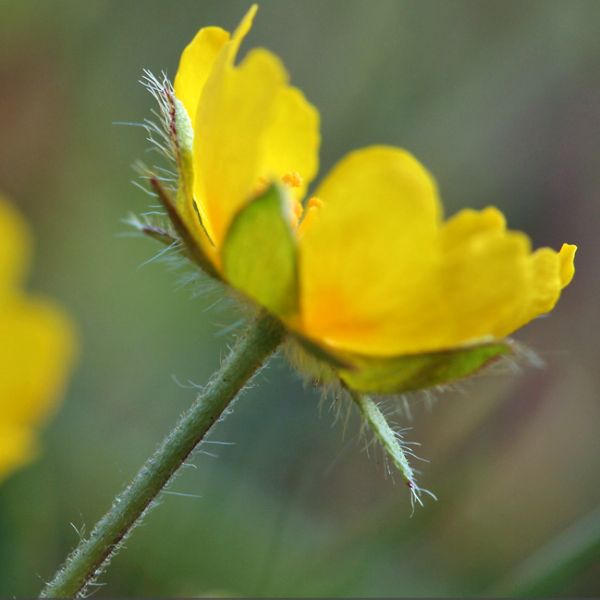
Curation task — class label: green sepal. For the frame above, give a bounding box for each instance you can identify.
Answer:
[222,184,299,318]
[337,342,511,394]
[172,97,195,205]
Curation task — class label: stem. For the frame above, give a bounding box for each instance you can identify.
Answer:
[40,312,283,598]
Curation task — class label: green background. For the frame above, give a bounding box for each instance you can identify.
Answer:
[1,0,599,596]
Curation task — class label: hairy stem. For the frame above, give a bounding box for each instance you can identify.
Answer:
[40,312,284,598]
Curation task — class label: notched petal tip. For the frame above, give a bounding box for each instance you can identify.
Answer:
[442,206,506,248]
[481,206,507,228]
[522,240,576,327]
[234,4,259,44]
[559,243,577,288]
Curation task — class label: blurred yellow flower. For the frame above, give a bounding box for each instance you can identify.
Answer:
[151,5,576,392]
[0,196,76,483]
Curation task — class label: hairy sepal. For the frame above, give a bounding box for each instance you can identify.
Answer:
[294,336,513,395]
[338,342,512,394]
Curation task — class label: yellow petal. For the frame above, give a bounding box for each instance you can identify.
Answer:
[559,243,576,287]
[438,209,533,343]
[299,177,576,356]
[0,197,76,483]
[440,206,506,248]
[442,213,576,342]
[525,247,564,320]
[0,197,31,291]
[227,4,259,62]
[178,3,258,107]
[299,146,442,355]
[259,85,320,202]
[513,242,576,329]
[194,45,288,246]
[185,5,320,253]
[174,26,230,130]
[0,295,76,426]
[0,425,36,483]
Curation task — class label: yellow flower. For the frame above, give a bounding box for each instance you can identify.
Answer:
[149,5,575,393]
[0,196,76,483]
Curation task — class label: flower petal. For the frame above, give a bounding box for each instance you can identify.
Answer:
[517,242,577,329]
[299,146,442,355]
[174,26,230,130]
[338,341,511,394]
[559,243,576,287]
[193,44,287,246]
[0,197,76,483]
[175,4,258,130]
[0,295,76,426]
[438,208,533,343]
[439,211,576,343]
[259,85,320,202]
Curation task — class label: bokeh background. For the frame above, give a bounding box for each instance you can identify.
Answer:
[1,0,599,596]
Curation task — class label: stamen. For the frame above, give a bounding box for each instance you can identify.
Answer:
[298,196,323,236]
[292,199,303,222]
[282,171,303,188]
[307,196,323,210]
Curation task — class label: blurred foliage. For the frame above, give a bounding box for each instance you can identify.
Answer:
[0,0,599,596]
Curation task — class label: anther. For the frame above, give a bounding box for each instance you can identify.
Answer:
[307,196,323,210]
[282,171,303,188]
[298,196,323,236]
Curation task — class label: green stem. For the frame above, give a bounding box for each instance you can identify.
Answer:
[40,312,284,598]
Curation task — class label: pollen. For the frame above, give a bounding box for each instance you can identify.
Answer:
[282,171,303,188]
[307,196,323,210]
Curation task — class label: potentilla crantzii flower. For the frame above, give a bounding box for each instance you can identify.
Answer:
[141,5,575,392]
[0,196,76,483]
[136,5,575,499]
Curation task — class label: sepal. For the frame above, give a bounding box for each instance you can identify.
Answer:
[338,342,510,393]
[292,334,511,394]
[221,183,299,318]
